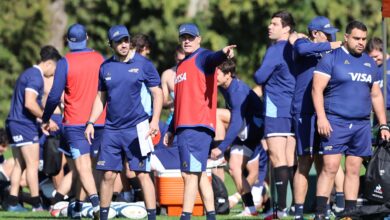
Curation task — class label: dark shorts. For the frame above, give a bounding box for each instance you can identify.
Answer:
[293,114,320,156]
[264,116,294,137]
[6,120,39,147]
[63,126,103,159]
[176,127,213,172]
[96,127,150,172]
[320,116,372,157]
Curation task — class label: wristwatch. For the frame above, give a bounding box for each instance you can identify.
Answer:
[86,121,94,126]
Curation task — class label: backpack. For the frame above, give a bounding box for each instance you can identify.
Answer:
[43,135,63,176]
[212,174,229,214]
[364,141,390,203]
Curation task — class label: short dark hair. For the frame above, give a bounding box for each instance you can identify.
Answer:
[217,59,236,78]
[0,128,8,146]
[366,37,383,53]
[346,20,367,34]
[272,10,295,33]
[40,45,61,62]
[130,34,151,53]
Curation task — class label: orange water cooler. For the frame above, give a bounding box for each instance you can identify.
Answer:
[156,169,211,216]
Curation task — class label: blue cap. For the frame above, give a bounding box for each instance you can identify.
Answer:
[178,23,200,37]
[67,23,87,50]
[108,25,130,42]
[308,16,338,34]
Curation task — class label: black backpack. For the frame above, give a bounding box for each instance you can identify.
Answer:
[43,135,63,177]
[212,174,229,215]
[364,141,390,203]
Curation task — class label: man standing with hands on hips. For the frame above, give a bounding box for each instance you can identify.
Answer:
[164,23,236,220]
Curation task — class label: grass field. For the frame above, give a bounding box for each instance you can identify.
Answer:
[0,169,276,219]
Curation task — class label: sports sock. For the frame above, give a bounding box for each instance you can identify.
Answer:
[100,207,110,220]
[335,192,345,209]
[147,208,156,220]
[206,210,216,220]
[315,196,328,216]
[344,200,357,211]
[274,166,289,210]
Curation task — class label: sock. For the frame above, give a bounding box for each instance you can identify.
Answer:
[74,200,83,213]
[147,209,156,220]
[89,194,99,211]
[100,207,109,220]
[206,211,216,220]
[344,200,357,211]
[180,211,192,220]
[241,192,255,212]
[315,196,328,216]
[335,192,345,208]
[288,165,297,205]
[31,196,41,208]
[7,195,19,206]
[274,166,289,210]
[52,192,65,205]
[294,203,304,217]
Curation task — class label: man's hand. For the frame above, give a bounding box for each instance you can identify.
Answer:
[41,119,59,136]
[223,45,237,59]
[317,116,333,138]
[163,131,174,147]
[379,124,390,141]
[84,124,95,145]
[210,148,222,160]
[146,120,159,139]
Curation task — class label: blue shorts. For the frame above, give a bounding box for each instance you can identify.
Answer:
[63,126,103,159]
[320,116,372,157]
[293,114,320,156]
[6,120,40,147]
[96,127,150,172]
[264,117,294,137]
[176,127,213,172]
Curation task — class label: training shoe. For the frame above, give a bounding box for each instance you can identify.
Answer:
[289,206,295,216]
[7,203,28,212]
[332,203,345,214]
[294,215,304,219]
[236,210,258,216]
[277,208,288,218]
[32,205,45,212]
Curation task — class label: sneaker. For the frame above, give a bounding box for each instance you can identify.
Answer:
[236,210,258,216]
[7,203,27,212]
[332,203,345,213]
[294,215,304,220]
[277,208,288,218]
[32,205,45,212]
[289,206,295,216]
[71,211,82,219]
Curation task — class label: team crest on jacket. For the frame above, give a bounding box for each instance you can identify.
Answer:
[105,72,112,81]
[128,68,139,73]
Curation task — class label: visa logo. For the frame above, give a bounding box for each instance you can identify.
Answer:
[348,72,372,83]
[175,72,187,84]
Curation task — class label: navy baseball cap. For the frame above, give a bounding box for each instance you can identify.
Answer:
[108,25,130,42]
[308,16,339,34]
[178,23,200,37]
[67,23,87,50]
